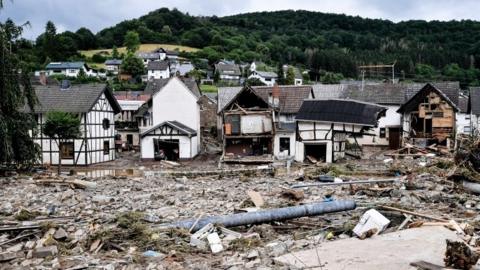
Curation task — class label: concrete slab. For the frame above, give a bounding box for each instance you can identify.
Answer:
[275,226,462,270]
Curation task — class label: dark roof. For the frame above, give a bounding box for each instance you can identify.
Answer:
[141,121,196,137]
[105,59,122,65]
[470,87,480,115]
[134,102,149,118]
[147,61,169,71]
[398,83,459,113]
[46,62,84,70]
[312,81,462,107]
[458,94,469,113]
[24,83,121,114]
[144,77,201,99]
[253,86,313,114]
[214,64,241,76]
[253,71,278,79]
[297,99,387,127]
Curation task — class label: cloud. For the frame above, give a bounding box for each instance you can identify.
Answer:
[1,0,480,40]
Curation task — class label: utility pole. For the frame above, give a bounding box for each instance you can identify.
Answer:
[358,62,396,83]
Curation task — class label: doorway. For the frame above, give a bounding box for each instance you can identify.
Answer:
[153,139,179,161]
[279,137,290,155]
[304,144,327,163]
[388,127,401,149]
[127,134,133,146]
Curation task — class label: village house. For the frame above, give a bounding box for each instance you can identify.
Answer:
[398,83,460,149]
[104,59,122,74]
[113,91,150,150]
[283,65,303,86]
[312,81,468,150]
[470,87,480,134]
[24,82,121,166]
[199,94,218,134]
[137,77,201,161]
[214,62,242,85]
[248,70,278,86]
[217,85,314,162]
[147,61,170,80]
[137,52,164,67]
[295,99,387,163]
[45,62,98,78]
[170,62,195,76]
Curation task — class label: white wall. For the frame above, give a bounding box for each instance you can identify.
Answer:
[274,132,296,159]
[148,68,170,80]
[351,105,400,146]
[457,112,472,135]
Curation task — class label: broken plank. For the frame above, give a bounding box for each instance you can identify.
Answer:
[379,205,448,222]
[247,190,264,208]
[410,261,448,270]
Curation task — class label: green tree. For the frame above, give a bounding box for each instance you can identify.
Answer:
[415,64,437,80]
[0,17,39,167]
[213,70,220,83]
[161,25,172,36]
[43,112,81,174]
[124,31,140,53]
[111,45,120,59]
[285,67,295,85]
[43,21,58,60]
[245,77,266,87]
[320,72,344,84]
[121,53,145,77]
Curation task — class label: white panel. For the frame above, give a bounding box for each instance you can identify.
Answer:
[240,115,272,134]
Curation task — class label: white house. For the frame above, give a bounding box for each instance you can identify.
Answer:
[138,77,201,160]
[45,62,98,78]
[104,59,122,74]
[214,63,242,85]
[295,100,386,163]
[137,52,165,67]
[147,61,170,80]
[25,82,121,166]
[248,71,278,86]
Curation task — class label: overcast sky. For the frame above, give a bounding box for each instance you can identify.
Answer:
[1,0,480,39]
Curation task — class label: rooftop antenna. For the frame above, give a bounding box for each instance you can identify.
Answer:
[358,61,396,84]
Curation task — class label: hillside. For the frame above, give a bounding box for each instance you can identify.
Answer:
[79,43,198,57]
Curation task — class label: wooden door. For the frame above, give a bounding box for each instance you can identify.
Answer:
[389,127,401,149]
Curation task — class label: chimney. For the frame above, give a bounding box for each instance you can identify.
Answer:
[60,80,71,90]
[271,84,280,108]
[39,71,47,86]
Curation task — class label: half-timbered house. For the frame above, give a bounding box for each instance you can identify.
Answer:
[295,100,386,163]
[26,82,121,166]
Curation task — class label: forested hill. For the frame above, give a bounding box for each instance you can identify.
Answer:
[38,8,480,85]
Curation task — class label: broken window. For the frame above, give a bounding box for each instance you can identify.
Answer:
[60,142,74,159]
[103,141,110,155]
[379,128,386,138]
[279,137,290,155]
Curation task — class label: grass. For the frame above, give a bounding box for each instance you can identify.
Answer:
[79,43,199,58]
[200,84,218,93]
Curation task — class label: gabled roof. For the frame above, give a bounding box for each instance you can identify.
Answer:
[136,52,162,60]
[254,85,313,114]
[218,85,312,114]
[297,99,387,127]
[397,83,459,113]
[140,121,197,137]
[253,71,278,79]
[147,61,169,71]
[104,59,122,65]
[46,62,85,70]
[214,64,241,76]
[470,87,480,115]
[312,84,345,100]
[144,77,201,99]
[23,83,121,114]
[220,86,269,113]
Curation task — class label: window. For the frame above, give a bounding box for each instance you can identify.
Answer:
[280,137,290,155]
[103,141,110,155]
[464,126,472,133]
[60,142,74,159]
[379,128,386,138]
[102,118,110,130]
[432,112,444,118]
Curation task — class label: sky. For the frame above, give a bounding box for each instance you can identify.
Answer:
[1,0,480,39]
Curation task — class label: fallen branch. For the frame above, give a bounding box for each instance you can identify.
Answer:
[379,205,448,222]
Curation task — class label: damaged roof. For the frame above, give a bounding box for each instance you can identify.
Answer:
[23,83,121,114]
[397,83,460,113]
[296,99,387,127]
[217,85,312,114]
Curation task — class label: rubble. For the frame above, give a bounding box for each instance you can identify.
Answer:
[1,152,480,268]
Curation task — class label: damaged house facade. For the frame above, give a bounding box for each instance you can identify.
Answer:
[25,82,121,166]
[398,83,460,148]
[295,100,387,163]
[138,77,201,161]
[218,85,314,162]
[313,81,468,150]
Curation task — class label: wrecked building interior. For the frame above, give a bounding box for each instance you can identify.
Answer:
[398,83,458,149]
[220,87,275,163]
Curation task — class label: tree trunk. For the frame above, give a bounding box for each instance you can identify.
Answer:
[57,140,61,176]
